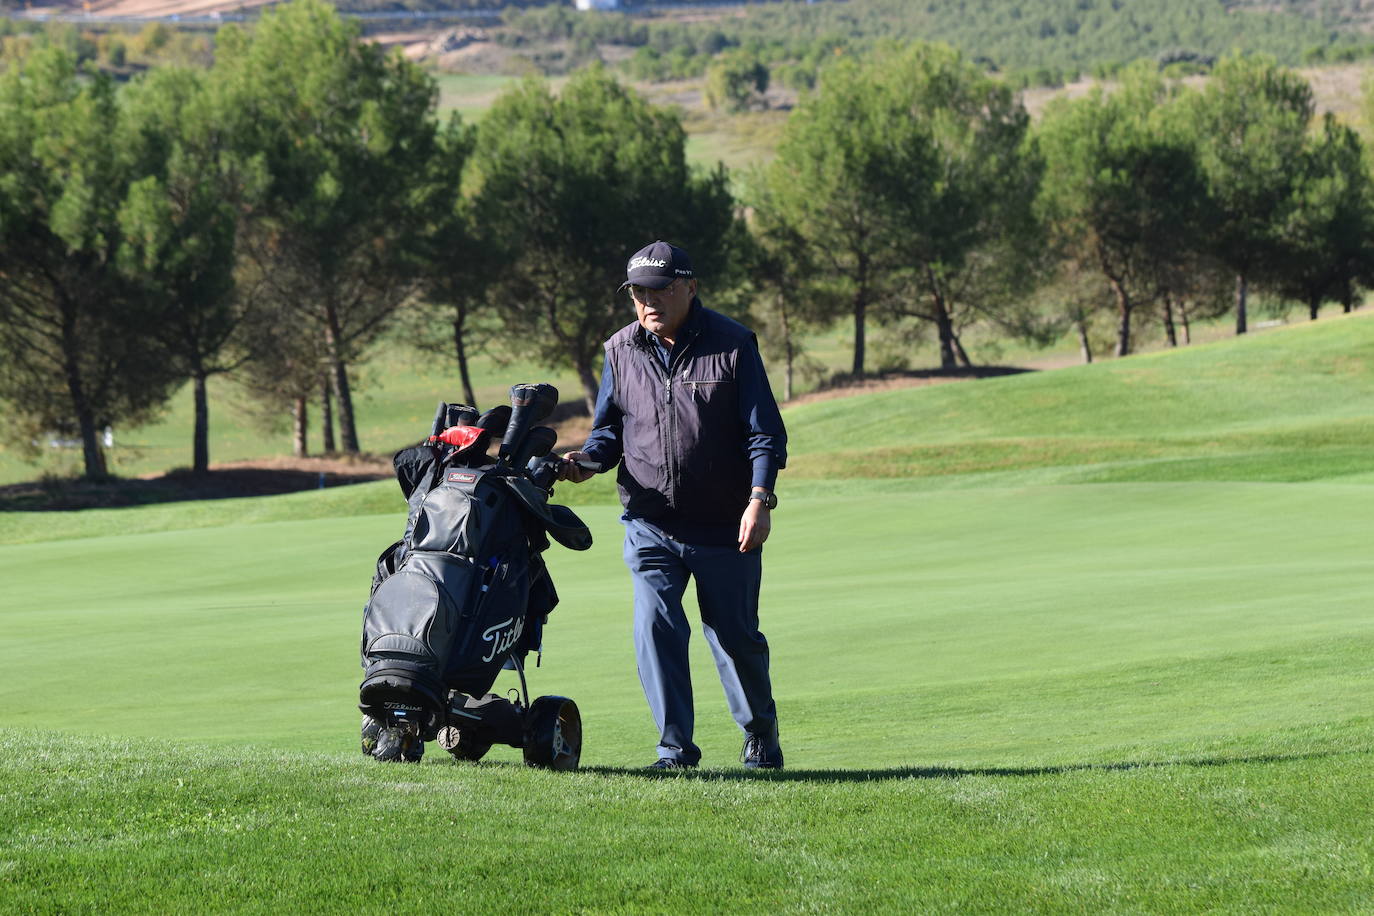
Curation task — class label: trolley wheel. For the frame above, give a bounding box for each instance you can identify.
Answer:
[522,696,581,771]
[437,725,492,762]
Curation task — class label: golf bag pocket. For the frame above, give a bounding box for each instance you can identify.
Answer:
[359,561,469,728]
[362,568,460,665]
[441,549,533,695]
[409,470,504,557]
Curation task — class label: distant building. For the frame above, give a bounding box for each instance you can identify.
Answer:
[574,0,620,10]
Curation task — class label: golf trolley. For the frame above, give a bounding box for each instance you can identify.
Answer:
[358,383,591,769]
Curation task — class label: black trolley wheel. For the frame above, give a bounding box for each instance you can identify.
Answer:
[522,696,581,771]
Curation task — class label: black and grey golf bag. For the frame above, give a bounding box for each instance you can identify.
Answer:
[359,384,591,768]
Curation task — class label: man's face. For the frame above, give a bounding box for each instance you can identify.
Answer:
[629,278,696,340]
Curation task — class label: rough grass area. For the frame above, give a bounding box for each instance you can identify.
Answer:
[4,729,1372,912]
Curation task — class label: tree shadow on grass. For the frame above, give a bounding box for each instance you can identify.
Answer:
[576,748,1365,783]
[0,464,389,511]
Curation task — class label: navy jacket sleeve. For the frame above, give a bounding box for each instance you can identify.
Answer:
[738,336,787,491]
[580,358,623,472]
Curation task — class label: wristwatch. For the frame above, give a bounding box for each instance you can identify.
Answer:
[749,488,777,510]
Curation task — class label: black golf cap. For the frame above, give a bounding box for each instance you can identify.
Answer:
[619,240,694,291]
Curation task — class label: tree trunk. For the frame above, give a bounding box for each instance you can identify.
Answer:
[1076,319,1093,364]
[851,288,867,378]
[927,265,958,370]
[452,305,478,409]
[952,333,973,369]
[192,370,210,474]
[1162,294,1178,348]
[76,405,103,479]
[1309,296,1320,321]
[1180,301,1192,345]
[321,374,336,454]
[59,299,105,479]
[324,303,360,453]
[851,248,869,377]
[1110,278,1133,357]
[292,397,309,458]
[933,301,957,369]
[777,292,795,402]
[1235,274,1248,335]
[577,353,600,418]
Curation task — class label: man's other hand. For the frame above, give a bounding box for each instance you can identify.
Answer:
[738,499,772,552]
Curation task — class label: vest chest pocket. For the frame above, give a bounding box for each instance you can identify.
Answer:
[682,376,734,405]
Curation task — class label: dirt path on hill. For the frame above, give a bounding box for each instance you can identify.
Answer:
[53,0,275,17]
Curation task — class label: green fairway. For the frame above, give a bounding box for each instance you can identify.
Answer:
[3,480,1373,766]
[3,314,1374,910]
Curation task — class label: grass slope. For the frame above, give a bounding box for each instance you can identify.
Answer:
[3,313,1374,910]
[788,311,1374,483]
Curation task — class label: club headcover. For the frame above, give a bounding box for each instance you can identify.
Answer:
[510,425,557,470]
[500,383,559,464]
[474,404,512,439]
[445,404,478,429]
[433,425,484,451]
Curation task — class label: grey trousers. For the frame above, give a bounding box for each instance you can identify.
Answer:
[623,517,778,765]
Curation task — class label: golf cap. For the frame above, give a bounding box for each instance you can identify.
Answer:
[619,240,694,291]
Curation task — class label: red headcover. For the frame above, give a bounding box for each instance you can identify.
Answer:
[431,425,484,451]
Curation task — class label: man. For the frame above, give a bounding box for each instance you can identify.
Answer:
[560,240,788,770]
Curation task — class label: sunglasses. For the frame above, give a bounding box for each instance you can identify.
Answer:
[628,279,682,303]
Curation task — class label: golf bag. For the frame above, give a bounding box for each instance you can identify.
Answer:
[359,384,591,767]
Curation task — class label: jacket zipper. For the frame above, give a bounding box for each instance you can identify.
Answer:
[645,329,696,509]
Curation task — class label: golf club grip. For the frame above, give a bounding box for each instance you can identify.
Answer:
[499,406,531,462]
[430,401,448,439]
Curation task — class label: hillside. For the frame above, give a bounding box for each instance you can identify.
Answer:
[3,310,1373,910]
[785,311,1374,484]
[4,309,1372,544]
[17,0,1374,78]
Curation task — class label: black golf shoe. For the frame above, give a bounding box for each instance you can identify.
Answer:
[741,734,784,770]
[646,758,696,771]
